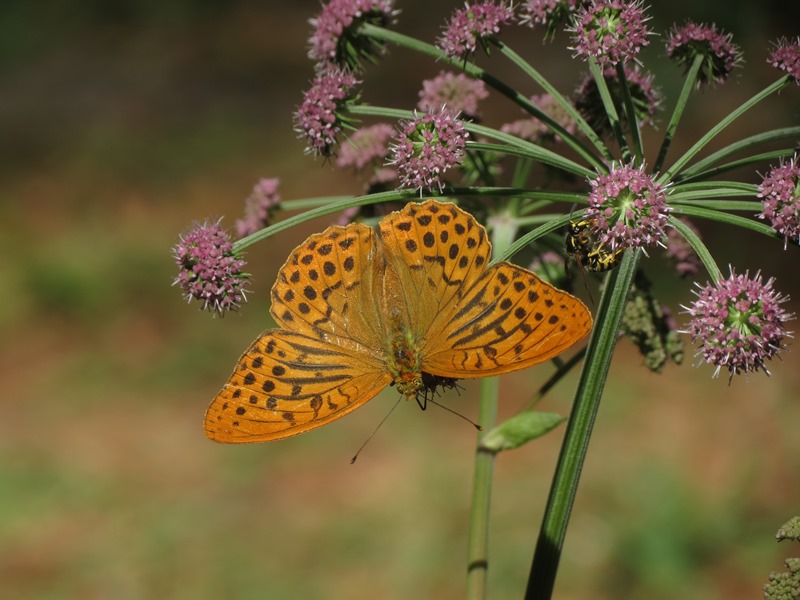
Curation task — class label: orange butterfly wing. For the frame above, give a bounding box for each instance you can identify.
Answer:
[206,199,592,443]
[424,262,593,377]
[378,200,592,379]
[377,200,491,336]
[206,220,393,443]
[269,221,387,353]
[205,330,391,443]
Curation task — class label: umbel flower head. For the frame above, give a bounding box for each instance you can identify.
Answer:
[520,0,588,39]
[501,93,578,143]
[308,0,396,71]
[570,0,652,67]
[683,269,793,377]
[437,1,516,61]
[585,161,670,250]
[574,65,660,137]
[417,71,489,121]
[666,22,742,87]
[335,123,398,190]
[336,123,394,170]
[390,108,469,193]
[757,155,800,247]
[293,69,361,157]
[172,220,250,317]
[236,178,282,238]
[768,37,800,84]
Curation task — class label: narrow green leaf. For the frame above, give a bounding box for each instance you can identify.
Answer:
[480,412,566,453]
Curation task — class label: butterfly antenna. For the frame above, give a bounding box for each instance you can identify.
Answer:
[350,397,403,464]
[426,398,482,431]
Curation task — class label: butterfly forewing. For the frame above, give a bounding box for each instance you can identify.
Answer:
[270,222,386,352]
[378,200,492,335]
[205,330,391,442]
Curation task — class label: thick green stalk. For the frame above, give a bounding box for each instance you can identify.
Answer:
[466,376,499,600]
[525,248,640,600]
[466,221,516,599]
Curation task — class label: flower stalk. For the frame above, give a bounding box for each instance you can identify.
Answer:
[526,248,640,599]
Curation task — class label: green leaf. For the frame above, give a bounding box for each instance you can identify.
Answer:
[479,412,565,453]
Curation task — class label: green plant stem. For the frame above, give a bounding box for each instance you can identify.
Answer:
[658,76,792,185]
[674,150,796,184]
[497,212,579,263]
[590,59,631,163]
[525,248,640,600]
[615,63,644,161]
[346,105,597,178]
[466,376,499,600]
[676,126,800,180]
[671,200,762,211]
[234,188,585,253]
[653,54,703,173]
[666,215,722,282]
[467,224,515,599]
[231,189,420,252]
[493,40,612,164]
[671,204,784,241]
[466,139,595,179]
[670,181,757,196]
[279,196,354,210]
[358,23,607,171]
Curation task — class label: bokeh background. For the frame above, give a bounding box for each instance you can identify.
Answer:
[2,1,799,599]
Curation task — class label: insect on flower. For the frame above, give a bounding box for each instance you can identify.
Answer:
[565,217,626,273]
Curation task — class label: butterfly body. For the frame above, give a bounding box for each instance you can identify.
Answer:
[206,200,592,443]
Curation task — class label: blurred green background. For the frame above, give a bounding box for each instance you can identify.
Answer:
[1,1,799,599]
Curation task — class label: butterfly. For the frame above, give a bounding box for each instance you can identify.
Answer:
[205,200,593,443]
[565,217,626,273]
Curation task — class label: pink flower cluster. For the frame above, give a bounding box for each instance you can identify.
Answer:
[236,178,282,238]
[390,109,469,192]
[417,71,489,120]
[585,162,670,250]
[768,38,800,85]
[293,69,360,157]
[308,0,395,69]
[684,270,793,377]
[438,2,515,60]
[520,0,587,35]
[666,22,741,86]
[173,221,249,316]
[571,0,651,66]
[757,156,800,246]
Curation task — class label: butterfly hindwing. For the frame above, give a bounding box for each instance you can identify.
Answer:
[205,330,391,443]
[423,262,592,378]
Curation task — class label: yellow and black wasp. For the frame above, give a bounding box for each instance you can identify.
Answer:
[565,217,626,273]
